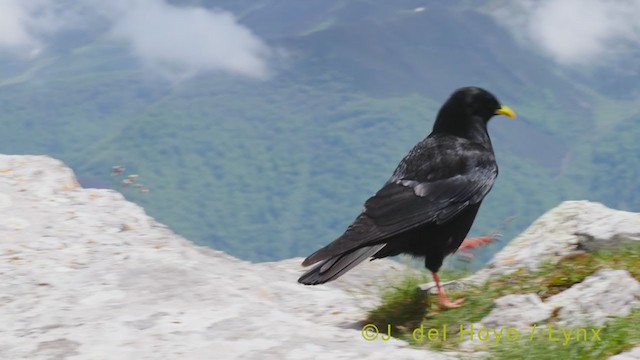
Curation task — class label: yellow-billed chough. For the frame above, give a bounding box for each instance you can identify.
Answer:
[298,87,516,308]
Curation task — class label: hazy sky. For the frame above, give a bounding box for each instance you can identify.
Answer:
[495,0,640,65]
[0,0,273,80]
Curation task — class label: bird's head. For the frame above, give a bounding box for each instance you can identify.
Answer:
[433,87,516,138]
[447,86,515,121]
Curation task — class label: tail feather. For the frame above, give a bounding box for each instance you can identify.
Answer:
[297,244,385,285]
[301,213,386,267]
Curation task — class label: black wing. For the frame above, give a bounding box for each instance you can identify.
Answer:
[302,135,497,266]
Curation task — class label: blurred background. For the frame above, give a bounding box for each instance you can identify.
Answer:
[0,0,639,268]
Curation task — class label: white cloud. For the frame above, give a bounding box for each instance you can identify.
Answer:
[0,0,273,79]
[108,0,271,80]
[493,0,640,65]
[0,0,44,57]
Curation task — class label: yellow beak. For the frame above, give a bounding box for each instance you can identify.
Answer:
[495,105,516,119]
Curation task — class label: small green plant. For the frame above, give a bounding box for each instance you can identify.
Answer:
[110,165,149,193]
[365,272,431,333]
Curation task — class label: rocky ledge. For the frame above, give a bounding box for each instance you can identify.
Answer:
[0,155,448,360]
[1,155,638,359]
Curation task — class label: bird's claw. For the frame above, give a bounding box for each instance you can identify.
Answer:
[438,296,465,309]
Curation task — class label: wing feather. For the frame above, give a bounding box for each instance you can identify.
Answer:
[302,136,497,266]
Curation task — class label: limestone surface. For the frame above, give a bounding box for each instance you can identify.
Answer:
[609,346,640,360]
[468,201,640,284]
[480,294,552,329]
[0,155,452,360]
[546,269,640,327]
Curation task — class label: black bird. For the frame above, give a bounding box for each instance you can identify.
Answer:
[298,87,516,308]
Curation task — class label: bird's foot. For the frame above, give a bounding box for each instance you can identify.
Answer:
[438,293,465,309]
[431,271,465,309]
[458,234,500,251]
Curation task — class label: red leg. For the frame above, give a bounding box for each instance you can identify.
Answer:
[431,272,464,308]
[458,235,498,251]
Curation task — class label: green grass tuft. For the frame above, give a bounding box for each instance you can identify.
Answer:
[488,309,640,360]
[365,272,431,333]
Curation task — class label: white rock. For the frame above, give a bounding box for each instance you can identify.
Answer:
[481,294,551,329]
[0,216,30,230]
[609,345,640,360]
[0,193,12,209]
[469,201,640,284]
[0,155,453,360]
[546,269,640,327]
